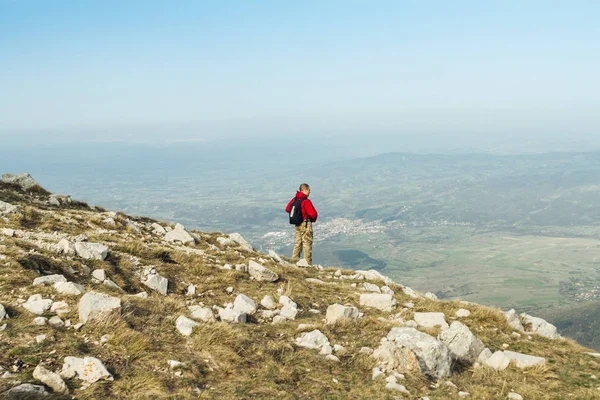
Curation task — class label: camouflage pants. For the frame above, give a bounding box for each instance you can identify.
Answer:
[292,221,313,265]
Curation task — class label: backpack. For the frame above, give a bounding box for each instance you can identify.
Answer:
[289,198,306,226]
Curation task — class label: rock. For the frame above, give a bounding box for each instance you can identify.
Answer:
[23,294,53,315]
[229,233,253,252]
[333,344,345,353]
[458,391,470,398]
[78,292,121,323]
[272,315,287,324]
[33,364,68,394]
[226,287,234,294]
[144,272,169,295]
[360,347,374,355]
[504,350,546,368]
[0,200,18,216]
[103,279,122,291]
[1,173,40,190]
[54,281,85,296]
[186,284,196,296]
[60,356,113,383]
[102,217,116,226]
[455,309,471,318]
[438,321,485,363]
[57,239,76,256]
[189,306,216,323]
[50,301,68,316]
[3,383,48,398]
[1,228,15,237]
[233,294,257,315]
[135,292,148,299]
[414,312,449,329]
[163,223,195,244]
[296,259,310,267]
[485,351,510,371]
[260,295,277,310]
[33,274,67,286]
[507,392,524,400]
[48,194,71,206]
[218,307,247,324]
[385,382,410,394]
[320,343,333,355]
[176,315,200,336]
[504,309,525,331]
[33,317,48,326]
[325,354,340,362]
[385,327,452,379]
[0,304,6,320]
[74,242,109,260]
[477,348,493,363]
[325,303,360,325]
[268,250,283,263]
[359,293,396,312]
[36,334,47,343]
[401,286,423,299]
[296,329,330,351]
[151,223,166,235]
[373,339,421,374]
[248,260,279,282]
[92,269,107,282]
[362,283,381,293]
[424,292,438,301]
[278,296,299,320]
[217,237,234,246]
[520,313,560,340]
[48,316,65,327]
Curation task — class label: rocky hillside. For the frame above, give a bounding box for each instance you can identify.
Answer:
[0,173,599,400]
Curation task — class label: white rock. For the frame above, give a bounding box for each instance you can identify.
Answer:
[359,293,396,312]
[176,315,200,336]
[360,347,374,355]
[455,309,471,318]
[0,200,18,215]
[485,351,510,371]
[333,344,345,353]
[458,391,470,398]
[325,354,340,362]
[504,350,546,368]
[60,356,113,383]
[401,286,423,299]
[33,274,67,286]
[320,344,333,355]
[54,281,85,296]
[0,228,15,237]
[33,317,48,326]
[134,292,148,298]
[78,292,121,323]
[233,294,257,315]
[163,223,195,244]
[229,232,253,252]
[296,259,310,267]
[168,360,184,370]
[92,269,107,282]
[48,316,65,327]
[2,173,39,189]
[424,292,438,301]
[103,279,122,291]
[248,260,279,282]
[74,242,109,260]
[325,303,360,325]
[504,309,525,331]
[372,367,384,380]
[151,223,167,235]
[57,239,76,256]
[23,295,53,315]
[268,250,283,263]
[0,304,5,320]
[217,237,234,246]
[520,313,560,340]
[144,272,169,295]
[296,329,330,351]
[414,312,449,329]
[280,304,299,320]
[3,383,48,398]
[186,284,196,296]
[261,295,277,310]
[33,364,68,394]
[438,321,485,363]
[507,392,524,400]
[477,348,493,363]
[381,286,395,295]
[385,382,410,394]
[218,307,247,324]
[35,334,47,343]
[189,306,216,323]
[362,282,382,293]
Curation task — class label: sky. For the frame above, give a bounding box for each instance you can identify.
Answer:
[1,0,599,143]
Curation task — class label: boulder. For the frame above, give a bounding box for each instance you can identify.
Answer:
[248,260,279,282]
[33,317,48,326]
[92,269,107,282]
[438,321,485,363]
[151,223,166,235]
[217,237,234,246]
[229,233,253,252]
[401,286,423,299]
[54,281,85,296]
[0,304,5,320]
[477,348,493,364]
[144,272,169,295]
[233,294,257,315]
[50,301,69,316]
[60,356,113,383]
[424,292,438,301]
[362,283,382,293]
[385,327,452,379]
[163,223,195,244]
[507,392,524,400]
[48,316,64,327]
[504,309,524,331]
[1,173,40,190]
[218,307,247,324]
[520,313,560,340]
[175,315,200,336]
[413,312,449,329]
[57,239,76,256]
[0,200,18,216]
[23,294,53,315]
[78,292,121,323]
[3,383,48,399]
[268,250,283,263]
[359,293,396,312]
[74,242,109,260]
[295,329,330,351]
[372,339,421,374]
[260,295,277,310]
[485,351,510,371]
[33,274,67,286]
[33,364,68,394]
[188,306,216,323]
[503,350,546,369]
[455,309,471,318]
[279,296,299,320]
[296,259,310,267]
[325,304,360,325]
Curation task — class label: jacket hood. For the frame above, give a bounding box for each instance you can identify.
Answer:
[295,191,308,199]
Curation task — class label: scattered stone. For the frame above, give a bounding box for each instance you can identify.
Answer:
[103,279,122,291]
[0,304,5,320]
[381,286,395,295]
[325,354,340,362]
[477,348,493,363]
[3,383,48,399]
[359,293,396,312]
[74,242,109,260]
[0,228,15,237]
[520,313,560,340]
[296,259,310,267]
[218,307,247,324]
[33,364,68,394]
[144,272,169,295]
[485,351,510,371]
[438,321,485,363]
[54,281,85,296]
[134,292,148,299]
[296,329,331,351]
[33,274,67,286]
[60,356,113,383]
[360,347,374,355]
[248,260,279,282]
[385,382,410,395]
[458,391,470,398]
[78,292,121,323]
[189,306,216,323]
[35,334,47,343]
[176,315,200,336]
[362,282,382,293]
[2,173,39,189]
[23,294,53,315]
[48,316,65,327]
[424,292,438,301]
[233,294,257,315]
[414,312,449,329]
[226,287,234,294]
[163,223,195,244]
[0,200,18,216]
[151,223,167,235]
[504,309,525,331]
[92,269,107,282]
[507,392,523,400]
[268,250,283,263]
[57,239,77,256]
[33,317,48,326]
[455,309,471,318]
[186,284,196,296]
[326,303,360,325]
[401,286,423,299]
[504,350,546,368]
[279,296,299,320]
[229,233,253,252]
[261,295,277,310]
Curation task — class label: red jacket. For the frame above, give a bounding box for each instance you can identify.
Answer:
[286,191,318,222]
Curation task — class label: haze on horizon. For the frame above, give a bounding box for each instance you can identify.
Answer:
[1,1,599,147]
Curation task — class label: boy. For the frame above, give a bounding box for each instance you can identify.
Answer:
[285,183,318,265]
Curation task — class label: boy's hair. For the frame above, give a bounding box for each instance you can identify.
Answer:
[299,183,310,192]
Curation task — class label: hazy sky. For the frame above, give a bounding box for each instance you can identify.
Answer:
[1,1,599,141]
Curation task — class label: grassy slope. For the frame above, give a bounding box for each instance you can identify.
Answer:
[540,301,600,352]
[0,185,599,399]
